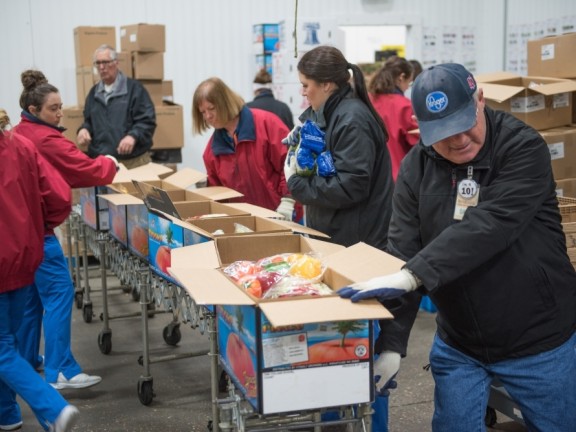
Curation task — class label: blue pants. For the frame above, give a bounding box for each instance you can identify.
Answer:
[17,235,82,383]
[430,332,576,432]
[0,285,67,430]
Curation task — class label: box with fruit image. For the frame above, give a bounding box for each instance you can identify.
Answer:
[169,235,401,414]
[107,199,128,246]
[217,302,373,414]
[79,186,110,231]
[127,203,150,260]
[148,210,184,284]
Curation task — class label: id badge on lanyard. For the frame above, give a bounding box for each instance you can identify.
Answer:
[454,166,480,221]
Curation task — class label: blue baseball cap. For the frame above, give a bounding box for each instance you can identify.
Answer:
[411,63,478,146]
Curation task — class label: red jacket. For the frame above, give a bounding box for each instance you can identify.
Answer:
[370,93,420,181]
[203,107,290,211]
[15,112,117,233]
[0,131,71,293]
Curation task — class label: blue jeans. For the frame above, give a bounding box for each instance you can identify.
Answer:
[17,235,82,383]
[0,285,67,430]
[430,332,576,432]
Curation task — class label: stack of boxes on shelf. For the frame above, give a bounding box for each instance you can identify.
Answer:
[61,24,184,169]
[525,32,576,198]
[264,18,344,125]
[253,23,279,75]
[119,24,184,169]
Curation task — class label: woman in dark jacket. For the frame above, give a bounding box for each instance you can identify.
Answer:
[284,45,394,251]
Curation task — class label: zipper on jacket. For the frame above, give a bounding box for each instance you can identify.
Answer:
[451,169,457,189]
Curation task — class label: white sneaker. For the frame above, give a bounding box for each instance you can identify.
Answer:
[0,421,23,431]
[49,405,79,432]
[50,372,102,390]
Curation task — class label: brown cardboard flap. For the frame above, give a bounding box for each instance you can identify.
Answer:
[478,83,524,103]
[171,242,221,268]
[259,296,393,326]
[189,186,244,201]
[224,202,284,218]
[527,79,576,96]
[98,193,143,205]
[270,220,330,238]
[325,242,405,281]
[168,267,254,305]
[163,167,207,189]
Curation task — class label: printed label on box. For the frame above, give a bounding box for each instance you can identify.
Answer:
[553,93,570,109]
[540,43,555,61]
[548,142,565,160]
[262,333,309,368]
[511,95,545,113]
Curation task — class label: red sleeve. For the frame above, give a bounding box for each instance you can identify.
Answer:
[36,148,72,229]
[202,137,222,187]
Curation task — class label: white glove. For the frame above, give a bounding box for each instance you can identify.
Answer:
[338,268,420,302]
[281,125,301,146]
[276,197,295,221]
[104,154,120,171]
[284,154,296,182]
[374,351,401,395]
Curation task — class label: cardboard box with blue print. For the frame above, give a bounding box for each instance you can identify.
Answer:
[169,236,398,414]
[475,72,576,130]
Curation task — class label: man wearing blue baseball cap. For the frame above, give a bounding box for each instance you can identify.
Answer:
[338,63,576,430]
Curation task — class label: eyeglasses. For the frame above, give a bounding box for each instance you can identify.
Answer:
[93,60,115,67]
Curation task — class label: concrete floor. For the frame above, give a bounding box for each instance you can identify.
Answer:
[18,263,527,432]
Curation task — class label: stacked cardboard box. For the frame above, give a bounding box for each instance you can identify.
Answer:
[523,32,576,198]
[120,23,183,153]
[558,196,576,270]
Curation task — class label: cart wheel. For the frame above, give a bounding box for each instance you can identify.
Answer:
[137,355,144,366]
[162,323,181,346]
[75,292,83,309]
[131,286,141,302]
[98,330,112,354]
[147,302,156,318]
[207,420,213,431]
[138,379,154,405]
[485,407,497,427]
[83,304,93,323]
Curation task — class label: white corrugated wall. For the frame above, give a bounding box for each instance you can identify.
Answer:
[1,0,574,169]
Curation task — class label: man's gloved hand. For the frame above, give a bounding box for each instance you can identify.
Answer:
[281,125,301,146]
[276,197,295,221]
[284,154,297,182]
[104,154,120,171]
[374,351,401,395]
[337,268,420,302]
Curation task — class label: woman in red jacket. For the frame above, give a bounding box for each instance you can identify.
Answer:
[192,77,302,222]
[369,57,420,181]
[0,109,79,431]
[14,70,118,392]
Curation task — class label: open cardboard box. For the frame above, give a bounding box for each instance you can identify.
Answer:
[169,235,398,413]
[169,234,396,327]
[79,162,173,231]
[475,72,576,130]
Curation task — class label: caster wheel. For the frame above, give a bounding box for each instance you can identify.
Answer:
[75,292,83,309]
[122,285,132,293]
[137,379,155,405]
[131,287,141,302]
[137,355,144,366]
[98,330,112,354]
[207,420,213,431]
[147,302,156,319]
[162,323,181,346]
[83,304,93,323]
[485,407,497,427]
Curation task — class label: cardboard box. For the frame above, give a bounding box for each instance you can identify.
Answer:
[253,23,279,54]
[140,80,163,105]
[271,50,304,84]
[60,106,86,150]
[80,163,173,231]
[527,33,576,79]
[132,52,164,80]
[75,66,97,107]
[539,126,576,180]
[476,72,576,131]
[254,54,273,76]
[120,24,165,53]
[117,51,133,78]
[169,236,396,413]
[153,102,184,149]
[74,26,116,67]
[162,80,173,102]
[556,178,576,202]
